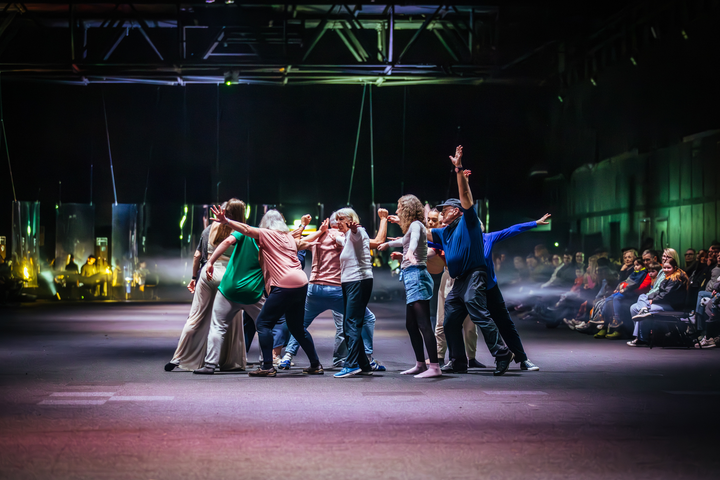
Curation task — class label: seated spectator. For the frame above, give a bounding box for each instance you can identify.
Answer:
[597,258,648,339]
[618,249,638,282]
[575,251,585,270]
[542,250,576,289]
[628,258,689,347]
[684,248,698,275]
[693,252,720,348]
[512,255,529,283]
[527,254,554,285]
[81,255,97,277]
[65,254,79,274]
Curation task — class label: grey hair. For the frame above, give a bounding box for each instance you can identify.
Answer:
[259,209,289,233]
[335,208,359,224]
[329,212,338,228]
[479,218,485,233]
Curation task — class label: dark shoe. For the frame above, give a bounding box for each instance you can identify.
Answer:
[193,365,215,375]
[468,358,487,369]
[303,364,324,375]
[493,352,515,376]
[248,367,277,377]
[219,366,245,372]
[441,361,467,374]
[164,362,177,372]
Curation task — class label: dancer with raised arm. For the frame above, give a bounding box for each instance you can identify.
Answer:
[333,207,388,378]
[211,206,322,377]
[165,199,247,372]
[429,146,514,376]
[379,195,441,378]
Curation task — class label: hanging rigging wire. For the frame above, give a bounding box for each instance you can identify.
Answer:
[347,84,367,205]
[0,73,17,202]
[401,86,407,196]
[369,84,375,207]
[101,89,118,205]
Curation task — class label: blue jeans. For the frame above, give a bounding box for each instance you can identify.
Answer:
[285,283,376,363]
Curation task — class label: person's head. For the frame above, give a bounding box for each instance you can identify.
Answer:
[212,198,246,245]
[436,199,462,226]
[594,247,609,259]
[647,262,661,279]
[526,254,538,268]
[426,208,440,229]
[709,241,720,264]
[698,249,708,264]
[259,209,289,233]
[684,248,696,264]
[662,258,678,276]
[575,268,584,278]
[622,249,638,265]
[642,249,658,266]
[334,208,360,233]
[395,195,425,234]
[534,245,550,261]
[87,255,96,265]
[633,258,644,272]
[563,250,573,265]
[513,256,525,270]
[552,254,562,267]
[575,251,585,265]
[329,212,339,229]
[662,248,680,266]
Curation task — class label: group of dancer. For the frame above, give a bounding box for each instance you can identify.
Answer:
[165,145,541,378]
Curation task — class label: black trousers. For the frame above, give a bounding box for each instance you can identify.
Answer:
[342,278,373,370]
[486,285,528,363]
[256,285,319,370]
[444,268,509,369]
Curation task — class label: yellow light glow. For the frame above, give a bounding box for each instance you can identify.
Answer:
[179,215,187,229]
[184,205,188,213]
[23,266,29,279]
[245,205,251,221]
[105,267,111,274]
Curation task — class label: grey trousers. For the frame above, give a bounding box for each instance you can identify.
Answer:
[204,292,264,369]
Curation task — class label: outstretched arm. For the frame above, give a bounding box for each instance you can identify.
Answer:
[211,205,260,240]
[450,145,473,209]
[291,214,312,239]
[369,208,389,250]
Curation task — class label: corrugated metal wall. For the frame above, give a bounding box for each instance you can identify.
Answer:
[567,131,720,256]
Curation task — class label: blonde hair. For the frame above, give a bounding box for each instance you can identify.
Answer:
[335,208,359,224]
[397,195,426,234]
[211,198,246,246]
[663,248,680,266]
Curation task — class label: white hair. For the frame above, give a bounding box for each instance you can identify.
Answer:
[259,209,289,232]
[335,208,359,224]
[329,212,338,228]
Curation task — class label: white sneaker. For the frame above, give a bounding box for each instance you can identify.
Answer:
[632,309,652,319]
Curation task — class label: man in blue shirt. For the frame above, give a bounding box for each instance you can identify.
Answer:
[429,146,514,375]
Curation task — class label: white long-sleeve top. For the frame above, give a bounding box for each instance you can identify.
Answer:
[386,220,427,270]
[336,227,373,283]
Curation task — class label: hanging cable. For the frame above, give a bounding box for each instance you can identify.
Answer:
[216,83,220,204]
[101,90,118,205]
[369,84,375,207]
[0,73,17,202]
[401,86,407,196]
[347,84,367,205]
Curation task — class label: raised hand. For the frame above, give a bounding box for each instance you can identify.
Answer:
[348,221,360,234]
[377,208,388,219]
[537,213,552,225]
[301,214,312,226]
[463,169,472,178]
[449,145,463,167]
[206,263,215,281]
[387,215,400,224]
[210,205,228,224]
[319,218,329,233]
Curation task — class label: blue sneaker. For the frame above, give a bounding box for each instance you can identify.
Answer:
[277,353,292,370]
[369,358,386,372]
[334,367,361,378]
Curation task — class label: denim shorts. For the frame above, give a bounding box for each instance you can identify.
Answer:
[400,266,434,304]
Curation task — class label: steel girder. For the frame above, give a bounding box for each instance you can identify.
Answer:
[0,2,501,85]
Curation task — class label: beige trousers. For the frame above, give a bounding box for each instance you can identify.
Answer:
[435,269,479,362]
[170,263,245,370]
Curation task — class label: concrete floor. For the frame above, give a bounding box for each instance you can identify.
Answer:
[1,301,719,480]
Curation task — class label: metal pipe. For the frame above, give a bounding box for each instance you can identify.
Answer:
[101,90,118,205]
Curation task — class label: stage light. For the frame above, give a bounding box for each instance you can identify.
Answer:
[590,78,597,86]
[681,30,688,40]
[630,57,637,66]
[23,265,29,280]
[27,225,31,235]
[246,204,251,221]
[558,95,564,103]
[554,242,559,247]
